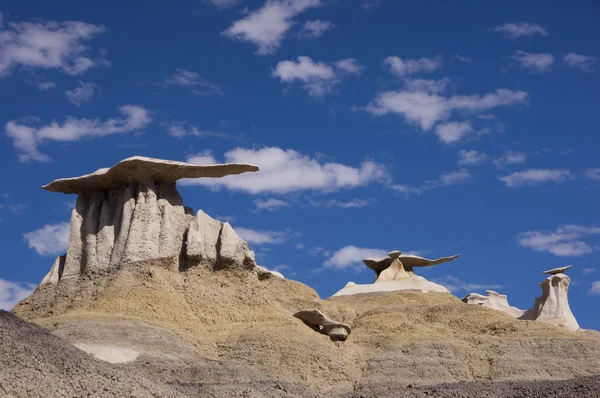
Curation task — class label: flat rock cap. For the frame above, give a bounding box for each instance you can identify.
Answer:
[542,265,572,275]
[42,156,259,194]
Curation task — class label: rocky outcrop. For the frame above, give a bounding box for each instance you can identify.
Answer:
[462,290,525,318]
[331,250,460,297]
[463,265,580,332]
[293,309,351,341]
[521,266,579,331]
[40,156,260,284]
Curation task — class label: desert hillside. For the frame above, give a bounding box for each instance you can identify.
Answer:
[11,264,600,396]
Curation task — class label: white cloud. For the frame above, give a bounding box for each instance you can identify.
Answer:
[492,22,549,39]
[499,169,574,187]
[6,105,152,162]
[582,268,595,275]
[403,78,449,93]
[310,198,372,208]
[510,50,554,72]
[590,281,600,296]
[584,168,600,180]
[205,0,238,8]
[383,56,441,76]
[235,227,288,245]
[299,19,334,38]
[0,279,37,311]
[222,0,320,55]
[254,198,290,211]
[365,88,527,131]
[391,168,471,196]
[563,53,597,72]
[323,245,387,270]
[166,122,228,138]
[455,54,473,64]
[493,151,527,168]
[435,121,473,144]
[518,225,600,257]
[334,58,364,75]
[24,222,70,256]
[65,81,97,106]
[37,81,56,91]
[458,150,488,166]
[433,275,504,293]
[272,56,361,97]
[163,68,223,96]
[183,147,387,194]
[0,15,105,76]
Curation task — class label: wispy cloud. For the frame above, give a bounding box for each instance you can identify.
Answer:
[584,168,600,180]
[0,15,105,76]
[455,54,473,64]
[582,268,595,275]
[499,169,574,187]
[166,122,228,138]
[323,245,387,270]
[589,281,600,296]
[222,0,320,55]
[493,151,527,168]
[309,198,373,208]
[457,150,488,166]
[510,50,554,72]
[183,147,387,194]
[24,222,70,256]
[435,121,474,144]
[162,68,223,96]
[491,22,549,39]
[391,168,471,196]
[364,88,527,133]
[205,0,238,9]
[383,56,441,77]
[0,279,37,311]
[254,198,290,211]
[37,82,56,91]
[299,20,334,38]
[5,105,152,162]
[65,81,98,106]
[272,56,363,97]
[563,53,597,72]
[433,275,504,293]
[235,227,288,245]
[518,225,600,257]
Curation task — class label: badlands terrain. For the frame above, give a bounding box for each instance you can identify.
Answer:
[2,156,600,397]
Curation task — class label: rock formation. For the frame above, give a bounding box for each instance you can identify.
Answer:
[463,265,580,331]
[293,309,351,341]
[331,250,460,297]
[462,290,525,318]
[40,156,260,283]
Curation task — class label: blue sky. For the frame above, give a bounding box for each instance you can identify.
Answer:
[1,0,599,330]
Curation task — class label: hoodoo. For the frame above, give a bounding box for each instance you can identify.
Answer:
[463,265,580,331]
[40,156,260,283]
[332,250,460,297]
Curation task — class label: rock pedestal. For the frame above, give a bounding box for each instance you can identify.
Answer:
[40,156,260,283]
[331,251,460,297]
[463,265,580,332]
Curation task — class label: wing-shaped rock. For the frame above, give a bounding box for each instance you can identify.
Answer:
[42,156,259,194]
[293,309,351,341]
[542,265,572,275]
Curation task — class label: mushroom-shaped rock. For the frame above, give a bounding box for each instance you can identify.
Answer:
[293,310,350,341]
[38,156,260,284]
[462,290,525,318]
[331,251,460,297]
[521,266,579,331]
